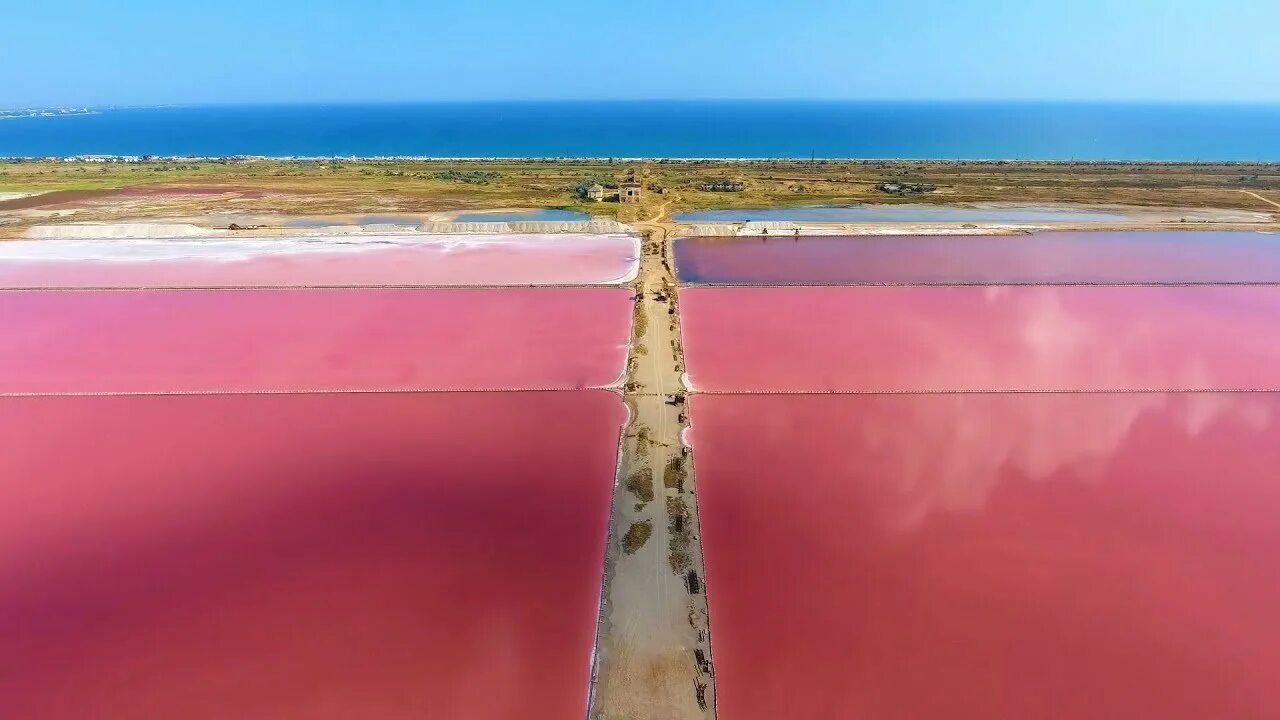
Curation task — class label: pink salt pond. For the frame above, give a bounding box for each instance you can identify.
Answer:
[691,392,1280,720]
[0,390,624,720]
[0,287,632,393]
[0,233,640,288]
[675,231,1280,285]
[680,285,1280,392]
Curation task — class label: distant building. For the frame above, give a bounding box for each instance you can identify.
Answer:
[700,179,745,192]
[586,183,605,202]
[620,177,642,203]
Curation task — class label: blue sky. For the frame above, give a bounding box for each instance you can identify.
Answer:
[3,0,1278,107]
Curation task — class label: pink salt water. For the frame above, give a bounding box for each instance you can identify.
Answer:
[674,231,1280,285]
[0,234,639,288]
[692,392,1280,720]
[0,287,632,393]
[680,285,1280,392]
[0,390,624,720]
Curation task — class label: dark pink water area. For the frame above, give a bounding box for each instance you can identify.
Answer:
[0,390,624,720]
[692,392,1280,720]
[0,234,639,288]
[0,287,632,393]
[680,285,1280,392]
[675,231,1280,285]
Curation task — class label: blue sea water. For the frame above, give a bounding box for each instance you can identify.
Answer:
[2,101,1279,160]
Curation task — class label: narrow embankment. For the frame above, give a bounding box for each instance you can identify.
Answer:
[589,208,716,720]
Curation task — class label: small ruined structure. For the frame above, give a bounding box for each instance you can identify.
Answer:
[586,183,605,202]
[878,180,936,195]
[700,179,746,192]
[619,175,642,203]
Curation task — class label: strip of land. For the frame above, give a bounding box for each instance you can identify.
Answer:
[2,158,1278,238]
[589,199,715,719]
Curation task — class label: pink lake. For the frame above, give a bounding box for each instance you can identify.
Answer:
[675,231,1280,285]
[0,390,624,720]
[691,392,1280,720]
[680,285,1280,392]
[0,287,632,393]
[0,234,639,288]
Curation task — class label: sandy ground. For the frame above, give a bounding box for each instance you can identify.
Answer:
[6,190,1273,242]
[0,192,47,202]
[590,203,715,719]
[1241,190,1280,211]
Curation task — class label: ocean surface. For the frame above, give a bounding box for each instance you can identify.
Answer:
[2,101,1280,160]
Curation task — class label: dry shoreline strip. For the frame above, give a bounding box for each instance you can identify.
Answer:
[4,157,1279,240]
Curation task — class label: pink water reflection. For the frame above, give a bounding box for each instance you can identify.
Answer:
[0,390,623,720]
[680,285,1280,392]
[1,288,632,393]
[675,231,1280,285]
[0,234,639,288]
[692,392,1280,720]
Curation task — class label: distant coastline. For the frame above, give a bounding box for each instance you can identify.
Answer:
[0,108,96,121]
[6,156,1280,166]
[2,101,1280,161]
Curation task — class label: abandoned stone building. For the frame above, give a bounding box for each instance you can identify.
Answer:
[619,177,642,203]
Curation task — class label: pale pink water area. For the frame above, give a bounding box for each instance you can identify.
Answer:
[0,233,639,288]
[0,390,624,720]
[0,288,632,393]
[674,231,1280,285]
[692,392,1280,720]
[680,285,1280,392]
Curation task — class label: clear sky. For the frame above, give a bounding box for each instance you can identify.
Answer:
[3,0,1278,108]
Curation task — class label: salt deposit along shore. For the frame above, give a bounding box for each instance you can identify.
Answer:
[0,232,640,287]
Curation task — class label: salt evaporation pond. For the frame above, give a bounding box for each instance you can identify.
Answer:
[674,204,1139,224]
[675,231,1280,285]
[0,233,639,288]
[679,285,1280,392]
[0,390,624,720]
[691,392,1280,720]
[1,288,632,394]
[454,209,591,223]
[681,225,1280,718]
